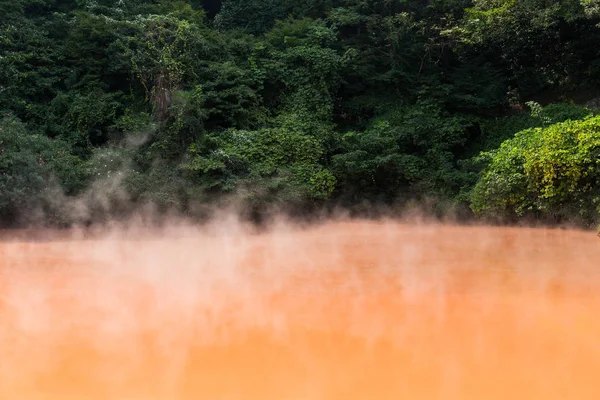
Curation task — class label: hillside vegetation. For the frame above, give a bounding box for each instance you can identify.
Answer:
[2,0,600,226]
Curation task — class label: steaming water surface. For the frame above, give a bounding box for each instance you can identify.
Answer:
[1,221,600,399]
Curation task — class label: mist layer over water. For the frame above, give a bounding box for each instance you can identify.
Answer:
[1,220,600,399]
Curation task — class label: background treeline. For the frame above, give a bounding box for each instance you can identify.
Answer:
[2,0,600,227]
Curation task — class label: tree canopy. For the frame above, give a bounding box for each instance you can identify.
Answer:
[2,0,600,226]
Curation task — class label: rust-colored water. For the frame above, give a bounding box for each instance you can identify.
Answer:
[1,220,600,399]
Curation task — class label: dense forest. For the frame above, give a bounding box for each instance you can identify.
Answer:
[2,0,600,227]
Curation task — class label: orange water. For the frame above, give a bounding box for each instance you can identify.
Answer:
[1,221,600,399]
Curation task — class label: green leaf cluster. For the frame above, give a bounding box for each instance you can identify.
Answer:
[472,113,600,225]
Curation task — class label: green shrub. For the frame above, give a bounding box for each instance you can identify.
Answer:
[471,115,600,225]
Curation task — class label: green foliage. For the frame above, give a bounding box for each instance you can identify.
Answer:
[472,115,600,225]
[0,116,86,223]
[150,0,206,24]
[126,159,190,208]
[538,102,595,124]
[582,0,600,18]
[126,15,202,119]
[46,89,123,156]
[257,17,350,121]
[477,103,594,151]
[332,101,476,202]
[184,115,336,204]
[2,0,600,225]
[214,0,290,34]
[448,0,600,96]
[478,114,540,152]
[199,60,265,130]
